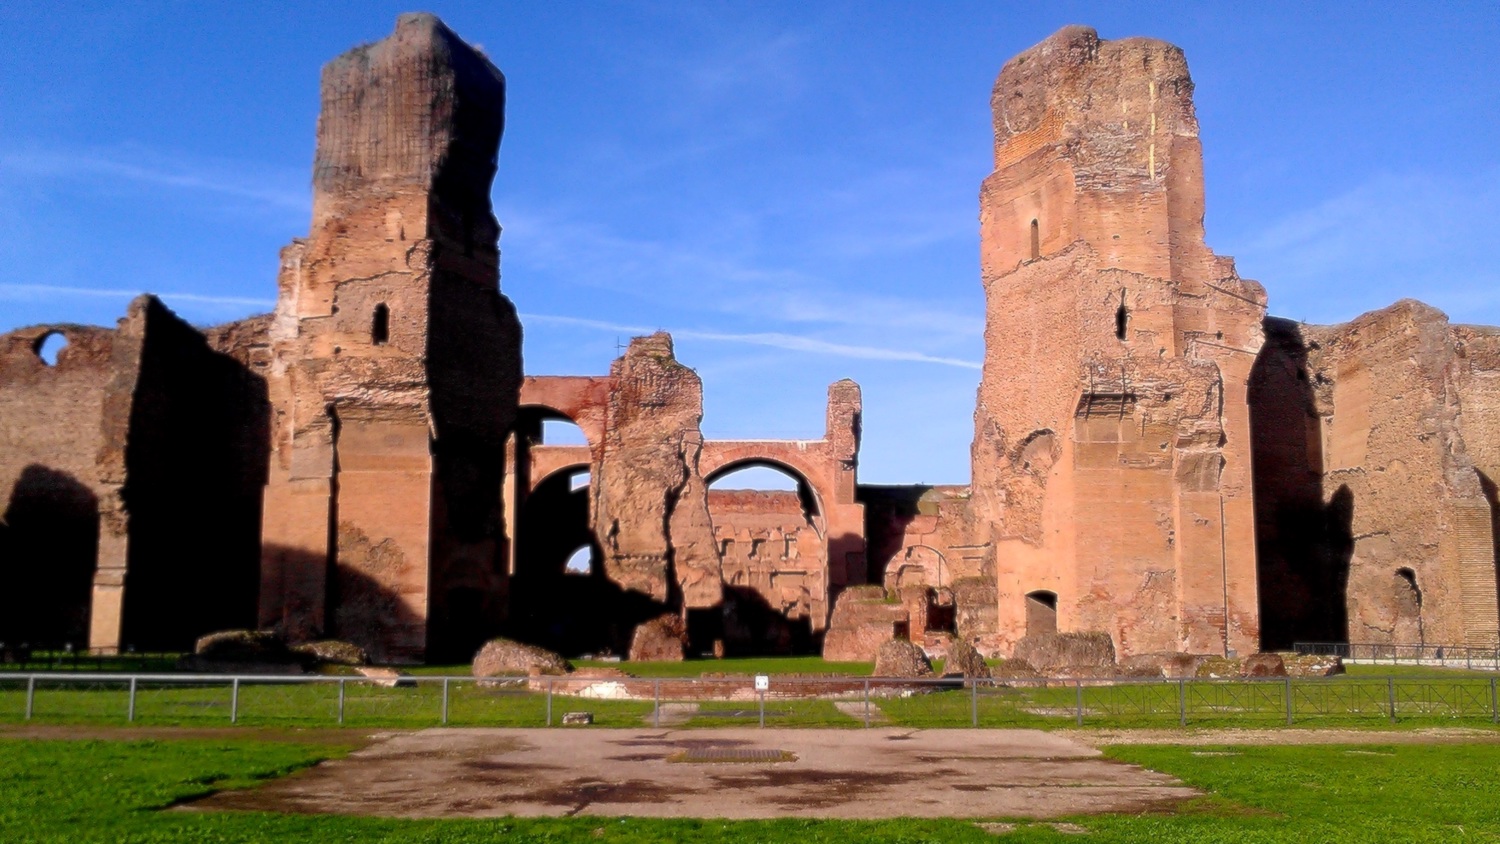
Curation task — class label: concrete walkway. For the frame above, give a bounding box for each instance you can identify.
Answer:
[191,727,1196,820]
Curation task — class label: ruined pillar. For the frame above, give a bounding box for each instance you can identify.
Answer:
[970,26,1267,658]
[823,379,866,591]
[259,14,521,662]
[590,333,722,608]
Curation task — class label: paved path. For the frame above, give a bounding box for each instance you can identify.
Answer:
[190,727,1195,820]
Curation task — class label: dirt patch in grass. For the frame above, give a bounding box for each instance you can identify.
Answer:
[186,727,1197,820]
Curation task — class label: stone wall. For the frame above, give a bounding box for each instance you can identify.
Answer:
[1252,303,1500,648]
[1,297,268,652]
[590,332,720,609]
[258,14,522,662]
[1,322,116,647]
[967,26,1266,658]
[709,488,821,652]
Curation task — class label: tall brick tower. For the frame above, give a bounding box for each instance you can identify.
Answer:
[258,14,523,662]
[970,27,1267,657]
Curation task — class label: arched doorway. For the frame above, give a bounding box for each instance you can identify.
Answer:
[1025,590,1058,637]
[509,463,665,657]
[704,461,824,655]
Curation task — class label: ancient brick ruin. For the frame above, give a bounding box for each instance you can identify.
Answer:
[1,18,1496,664]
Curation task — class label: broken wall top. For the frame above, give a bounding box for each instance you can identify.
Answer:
[984,25,1240,292]
[313,13,505,226]
[992,26,1196,175]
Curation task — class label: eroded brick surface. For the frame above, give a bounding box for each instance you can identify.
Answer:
[2,20,1497,664]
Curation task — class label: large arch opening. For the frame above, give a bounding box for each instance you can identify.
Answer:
[1392,567,1423,645]
[704,460,823,656]
[508,464,665,657]
[0,465,98,649]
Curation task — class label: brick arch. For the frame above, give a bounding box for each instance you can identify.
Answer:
[703,456,825,520]
[530,460,590,494]
[518,376,610,450]
[699,448,833,521]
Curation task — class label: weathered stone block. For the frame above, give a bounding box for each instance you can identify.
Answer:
[1012,631,1116,675]
[873,639,933,678]
[628,614,686,662]
[472,638,572,677]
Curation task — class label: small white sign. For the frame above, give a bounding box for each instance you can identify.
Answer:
[754,674,770,692]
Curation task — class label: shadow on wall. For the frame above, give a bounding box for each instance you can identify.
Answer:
[857,485,936,585]
[509,469,671,658]
[119,302,270,651]
[261,542,427,664]
[0,465,98,647]
[716,585,816,657]
[1481,471,1500,613]
[425,281,522,663]
[1249,318,1354,649]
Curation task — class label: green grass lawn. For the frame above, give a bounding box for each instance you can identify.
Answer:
[3,737,1499,842]
[1342,663,1499,679]
[5,671,1500,730]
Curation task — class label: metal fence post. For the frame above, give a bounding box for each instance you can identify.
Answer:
[1387,676,1396,724]
[863,679,870,729]
[337,679,345,725]
[972,679,979,727]
[654,679,661,729]
[546,678,553,727]
[1178,679,1186,727]
[1284,676,1293,725]
[231,678,240,724]
[127,677,137,723]
[1491,677,1497,725]
[25,676,35,720]
[441,678,450,725]
[1075,680,1083,727]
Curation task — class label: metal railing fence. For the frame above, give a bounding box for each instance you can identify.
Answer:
[3,672,1499,729]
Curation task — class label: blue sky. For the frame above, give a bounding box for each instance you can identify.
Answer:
[2,2,1496,486]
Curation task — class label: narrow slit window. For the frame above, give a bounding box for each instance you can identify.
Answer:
[1029,219,1040,260]
[1115,290,1129,341]
[372,303,390,346]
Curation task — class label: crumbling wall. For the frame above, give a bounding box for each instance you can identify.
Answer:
[590,332,721,608]
[709,488,820,650]
[1251,303,1500,647]
[114,301,270,650]
[966,26,1266,658]
[1,298,270,653]
[259,13,521,662]
[0,323,114,647]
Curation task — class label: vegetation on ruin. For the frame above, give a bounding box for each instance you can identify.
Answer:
[3,736,1499,841]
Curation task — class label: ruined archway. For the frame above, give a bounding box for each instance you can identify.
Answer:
[508,463,664,657]
[704,460,824,655]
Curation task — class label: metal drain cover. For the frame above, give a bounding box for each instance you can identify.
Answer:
[668,747,796,764]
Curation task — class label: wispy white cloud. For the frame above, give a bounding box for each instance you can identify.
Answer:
[0,146,308,213]
[522,312,982,370]
[502,205,983,340]
[1232,168,1500,324]
[0,283,274,308]
[680,29,808,100]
